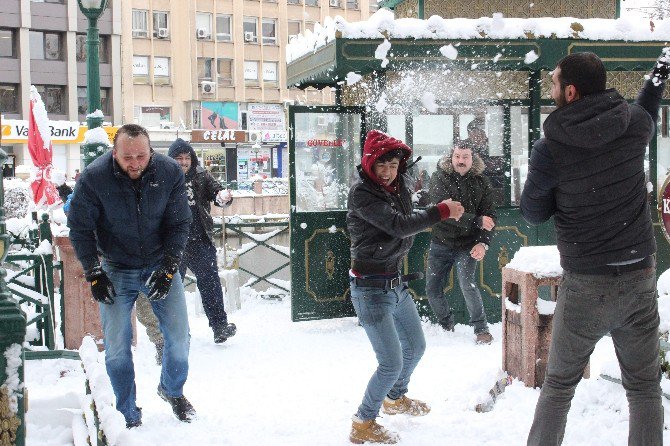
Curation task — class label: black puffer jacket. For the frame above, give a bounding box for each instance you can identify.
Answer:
[521,80,662,272]
[168,138,231,243]
[347,167,442,274]
[428,153,496,249]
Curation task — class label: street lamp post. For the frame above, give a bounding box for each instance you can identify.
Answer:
[77,0,109,167]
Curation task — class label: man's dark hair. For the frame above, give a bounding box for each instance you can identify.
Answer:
[113,123,151,147]
[376,149,405,163]
[556,52,606,96]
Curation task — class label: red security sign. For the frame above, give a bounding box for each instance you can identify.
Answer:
[660,174,670,244]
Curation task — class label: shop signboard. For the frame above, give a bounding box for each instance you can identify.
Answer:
[202,102,239,130]
[1,119,117,145]
[248,103,285,132]
[191,129,246,143]
[261,130,288,143]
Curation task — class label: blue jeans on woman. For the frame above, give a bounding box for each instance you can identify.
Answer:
[100,261,191,425]
[350,277,426,421]
[425,240,489,334]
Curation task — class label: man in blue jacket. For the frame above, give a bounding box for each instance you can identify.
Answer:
[136,138,237,356]
[67,124,195,428]
[521,52,668,446]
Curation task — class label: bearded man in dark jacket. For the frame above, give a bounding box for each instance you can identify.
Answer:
[346,129,464,444]
[426,140,496,344]
[137,138,237,353]
[522,51,668,446]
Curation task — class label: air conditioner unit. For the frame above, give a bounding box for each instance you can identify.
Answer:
[157,28,169,38]
[196,28,208,39]
[201,81,216,95]
[329,0,339,6]
[244,31,255,42]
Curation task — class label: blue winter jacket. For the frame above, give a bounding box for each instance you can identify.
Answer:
[67,151,192,271]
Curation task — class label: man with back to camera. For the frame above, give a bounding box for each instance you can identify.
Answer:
[67,124,196,428]
[521,51,669,445]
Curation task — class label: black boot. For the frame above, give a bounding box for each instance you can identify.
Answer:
[157,385,196,422]
[439,315,455,332]
[213,323,237,343]
[125,407,142,429]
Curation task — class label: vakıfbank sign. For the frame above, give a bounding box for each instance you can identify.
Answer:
[1,119,118,144]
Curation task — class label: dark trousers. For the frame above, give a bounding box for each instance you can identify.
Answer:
[180,237,228,329]
[527,267,663,446]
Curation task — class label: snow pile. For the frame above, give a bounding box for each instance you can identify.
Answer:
[83,127,111,146]
[3,343,23,413]
[287,8,670,63]
[79,336,132,446]
[505,245,562,278]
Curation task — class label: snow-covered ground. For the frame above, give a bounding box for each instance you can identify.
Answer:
[25,284,670,446]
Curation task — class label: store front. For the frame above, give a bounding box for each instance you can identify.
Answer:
[0,118,117,178]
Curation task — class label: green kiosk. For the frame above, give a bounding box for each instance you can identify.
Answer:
[286,0,670,323]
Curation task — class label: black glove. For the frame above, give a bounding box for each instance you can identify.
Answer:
[84,264,115,305]
[651,48,670,84]
[146,255,180,301]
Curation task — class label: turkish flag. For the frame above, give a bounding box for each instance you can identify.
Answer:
[28,89,60,206]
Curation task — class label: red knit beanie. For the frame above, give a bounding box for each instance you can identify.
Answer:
[361,130,411,192]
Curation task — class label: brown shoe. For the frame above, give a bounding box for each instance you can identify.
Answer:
[350,416,399,444]
[382,395,431,416]
[476,332,494,345]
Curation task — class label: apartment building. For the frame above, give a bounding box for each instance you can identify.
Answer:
[122,0,379,183]
[0,0,122,177]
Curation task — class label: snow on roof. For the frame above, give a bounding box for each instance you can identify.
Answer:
[287,8,670,63]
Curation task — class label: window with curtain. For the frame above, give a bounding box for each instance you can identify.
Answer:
[262,19,277,45]
[198,58,214,80]
[216,15,232,41]
[217,59,233,86]
[132,10,149,38]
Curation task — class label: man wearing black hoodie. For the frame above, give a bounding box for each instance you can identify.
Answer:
[522,52,669,446]
[137,138,237,351]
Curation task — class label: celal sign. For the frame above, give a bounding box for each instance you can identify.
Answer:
[191,129,246,143]
[1,119,116,144]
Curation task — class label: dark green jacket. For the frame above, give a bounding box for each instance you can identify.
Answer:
[428,153,496,249]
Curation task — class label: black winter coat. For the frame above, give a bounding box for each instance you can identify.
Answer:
[67,151,192,271]
[520,80,663,272]
[428,154,496,249]
[347,167,442,274]
[185,165,226,243]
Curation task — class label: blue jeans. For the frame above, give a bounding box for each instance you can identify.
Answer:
[527,267,662,446]
[350,278,426,421]
[425,241,489,333]
[180,237,228,329]
[100,262,191,424]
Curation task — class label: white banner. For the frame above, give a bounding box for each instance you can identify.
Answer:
[247,103,285,132]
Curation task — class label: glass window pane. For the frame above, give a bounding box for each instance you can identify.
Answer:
[386,115,405,141]
[216,15,231,41]
[412,114,453,180]
[45,33,62,60]
[133,56,149,75]
[217,59,233,86]
[511,106,530,206]
[262,20,276,44]
[29,31,44,59]
[263,62,277,82]
[198,58,213,80]
[244,61,258,80]
[45,86,64,114]
[196,13,212,36]
[295,112,362,212]
[287,21,301,42]
[0,84,18,113]
[132,10,148,38]
[0,29,14,57]
[76,34,86,62]
[154,57,169,77]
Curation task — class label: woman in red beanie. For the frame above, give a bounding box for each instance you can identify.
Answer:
[347,130,464,444]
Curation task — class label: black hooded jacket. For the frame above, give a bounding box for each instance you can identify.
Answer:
[520,80,663,272]
[168,138,231,243]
